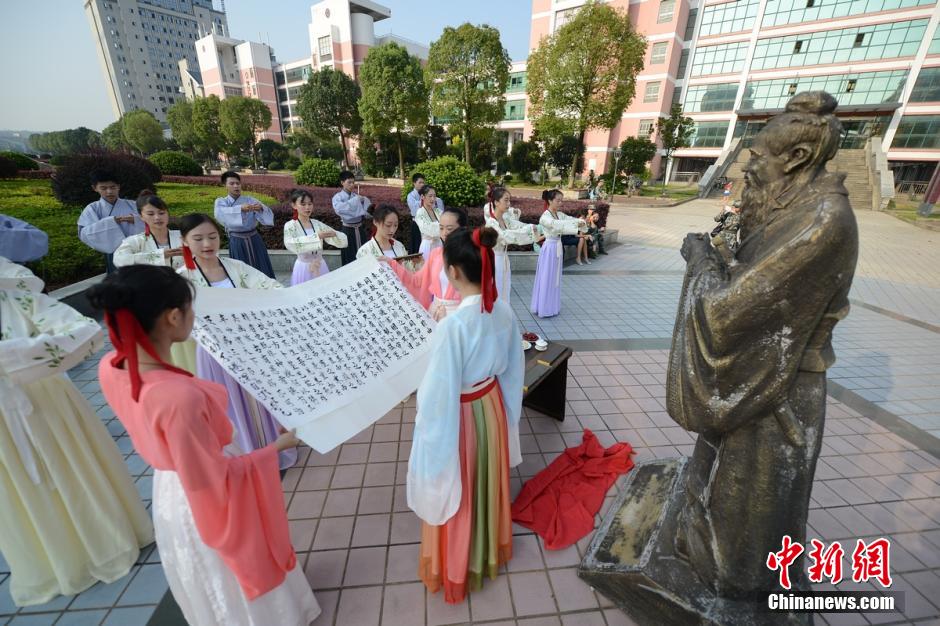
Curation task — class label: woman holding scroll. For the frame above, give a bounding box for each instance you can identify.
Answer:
[283,189,347,285]
[93,265,319,626]
[176,213,296,469]
[407,226,524,604]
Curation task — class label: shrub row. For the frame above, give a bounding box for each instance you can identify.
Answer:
[0,152,39,170]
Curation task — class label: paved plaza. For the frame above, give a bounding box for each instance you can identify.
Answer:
[2,199,939,625]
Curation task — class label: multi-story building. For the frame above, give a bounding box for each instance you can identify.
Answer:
[181,33,283,141]
[85,0,228,126]
[500,0,940,185]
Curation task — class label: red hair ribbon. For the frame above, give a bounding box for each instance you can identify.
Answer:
[472,227,497,313]
[144,223,151,236]
[292,207,298,221]
[105,309,192,402]
[543,200,549,210]
[182,246,196,270]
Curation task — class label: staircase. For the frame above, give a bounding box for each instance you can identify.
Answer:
[720,148,873,210]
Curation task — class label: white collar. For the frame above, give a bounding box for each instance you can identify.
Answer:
[457,294,481,310]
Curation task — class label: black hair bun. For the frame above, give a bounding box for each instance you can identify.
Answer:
[138,189,156,199]
[86,280,135,311]
[477,226,498,249]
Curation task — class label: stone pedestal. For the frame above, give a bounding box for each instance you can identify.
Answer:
[578,459,811,626]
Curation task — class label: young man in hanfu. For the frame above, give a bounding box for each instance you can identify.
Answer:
[667,91,858,598]
[77,170,145,274]
[213,171,276,278]
[332,171,372,266]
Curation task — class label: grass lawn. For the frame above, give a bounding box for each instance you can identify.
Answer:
[0,179,278,289]
[885,196,940,226]
[636,183,700,200]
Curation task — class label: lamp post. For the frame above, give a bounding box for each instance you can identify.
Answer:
[612,147,623,196]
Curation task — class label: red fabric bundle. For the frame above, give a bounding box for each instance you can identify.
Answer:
[511,429,634,550]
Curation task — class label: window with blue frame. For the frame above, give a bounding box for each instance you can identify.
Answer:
[762,0,934,28]
[683,83,739,112]
[893,115,940,149]
[690,41,748,77]
[739,70,908,111]
[700,0,759,36]
[690,121,730,148]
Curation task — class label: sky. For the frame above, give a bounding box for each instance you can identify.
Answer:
[0,0,532,133]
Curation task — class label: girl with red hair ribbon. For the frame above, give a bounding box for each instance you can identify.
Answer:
[407,226,525,604]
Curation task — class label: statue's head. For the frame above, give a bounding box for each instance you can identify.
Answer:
[740,92,842,224]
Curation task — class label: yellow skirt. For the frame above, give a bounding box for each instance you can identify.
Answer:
[0,375,154,606]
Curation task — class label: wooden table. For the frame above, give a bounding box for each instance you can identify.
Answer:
[523,341,573,421]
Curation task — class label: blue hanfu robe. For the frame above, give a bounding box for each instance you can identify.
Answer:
[213,194,276,278]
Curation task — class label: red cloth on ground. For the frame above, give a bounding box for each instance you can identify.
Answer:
[510,429,634,550]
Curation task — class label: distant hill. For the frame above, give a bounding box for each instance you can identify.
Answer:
[0,130,40,154]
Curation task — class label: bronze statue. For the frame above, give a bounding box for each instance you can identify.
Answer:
[580,92,859,625]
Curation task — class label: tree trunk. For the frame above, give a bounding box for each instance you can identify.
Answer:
[464,132,471,165]
[396,129,405,182]
[569,129,585,189]
[338,129,349,169]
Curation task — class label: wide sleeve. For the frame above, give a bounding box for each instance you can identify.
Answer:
[256,199,274,227]
[387,255,433,309]
[230,259,284,290]
[78,205,125,253]
[356,241,374,259]
[666,203,858,436]
[407,318,465,525]
[331,193,355,223]
[497,314,525,468]
[500,219,538,246]
[416,210,441,240]
[114,235,167,267]
[407,191,420,214]
[315,220,348,249]
[159,387,294,600]
[214,197,247,230]
[0,214,48,262]
[283,221,323,256]
[0,291,102,384]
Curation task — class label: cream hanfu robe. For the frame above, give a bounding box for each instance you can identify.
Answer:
[99,363,320,626]
[282,218,348,285]
[356,237,422,273]
[484,205,538,307]
[113,230,184,269]
[0,263,153,606]
[529,209,584,318]
[408,295,525,602]
[414,204,444,261]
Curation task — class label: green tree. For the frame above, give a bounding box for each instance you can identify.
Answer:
[426,23,511,165]
[122,110,165,155]
[192,95,224,164]
[544,134,585,183]
[358,42,428,179]
[166,100,196,154]
[295,68,362,169]
[219,96,272,167]
[422,124,450,160]
[526,1,646,188]
[255,139,288,168]
[29,127,101,155]
[655,104,695,194]
[509,140,542,183]
[618,136,657,176]
[101,121,130,152]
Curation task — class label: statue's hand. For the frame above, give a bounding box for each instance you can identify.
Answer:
[681,232,709,262]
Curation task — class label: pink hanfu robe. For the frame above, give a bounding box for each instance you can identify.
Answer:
[389,246,462,321]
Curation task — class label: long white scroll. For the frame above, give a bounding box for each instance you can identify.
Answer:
[189,255,435,453]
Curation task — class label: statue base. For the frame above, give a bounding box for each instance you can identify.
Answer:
[578,459,811,626]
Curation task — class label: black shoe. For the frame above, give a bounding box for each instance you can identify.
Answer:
[600,250,609,255]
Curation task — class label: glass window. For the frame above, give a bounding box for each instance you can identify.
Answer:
[644,82,661,103]
[504,101,525,121]
[318,35,332,61]
[930,23,940,55]
[763,0,934,28]
[508,71,527,93]
[739,70,907,111]
[700,0,759,37]
[690,41,748,77]
[690,121,729,148]
[650,42,668,65]
[658,0,675,24]
[751,20,928,70]
[638,119,655,137]
[893,115,940,149]
[683,83,739,112]
[677,49,690,79]
[684,8,698,40]
[909,67,940,102]
[555,8,579,31]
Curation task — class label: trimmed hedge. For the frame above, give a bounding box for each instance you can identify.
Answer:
[149,150,203,176]
[0,157,17,179]
[14,170,53,179]
[52,151,162,206]
[0,151,39,170]
[294,158,340,187]
[401,156,486,208]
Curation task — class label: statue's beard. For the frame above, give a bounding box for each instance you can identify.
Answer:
[740,176,781,239]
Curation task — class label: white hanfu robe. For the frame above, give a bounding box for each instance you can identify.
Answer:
[484,206,538,307]
[0,256,44,292]
[414,205,444,261]
[0,268,153,606]
[282,218,348,282]
[113,230,184,268]
[77,198,143,254]
[177,257,283,290]
[407,295,524,525]
[356,237,408,261]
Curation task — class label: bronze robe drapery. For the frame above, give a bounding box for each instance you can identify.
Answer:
[666,172,858,597]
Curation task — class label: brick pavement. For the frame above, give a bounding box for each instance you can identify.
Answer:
[2,200,939,625]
